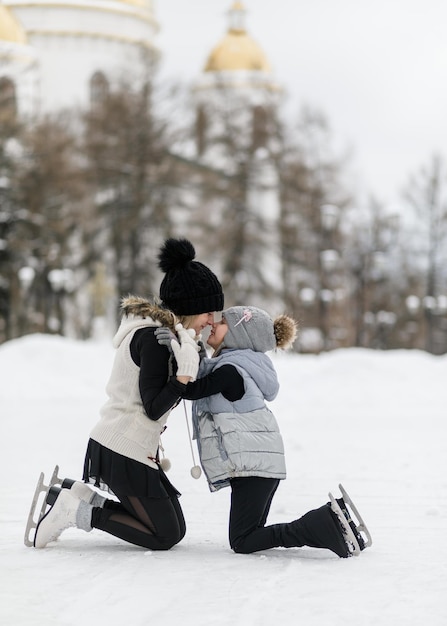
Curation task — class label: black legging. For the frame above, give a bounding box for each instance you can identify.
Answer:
[91,492,186,550]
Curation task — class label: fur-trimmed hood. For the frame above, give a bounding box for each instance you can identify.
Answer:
[120,295,178,327]
[112,296,177,348]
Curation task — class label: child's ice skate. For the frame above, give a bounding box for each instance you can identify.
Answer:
[328,483,372,556]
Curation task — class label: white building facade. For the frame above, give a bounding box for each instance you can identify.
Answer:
[1,0,284,312]
[0,0,158,117]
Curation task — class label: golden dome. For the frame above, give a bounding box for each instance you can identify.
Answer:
[205,32,271,72]
[0,6,27,44]
[118,0,153,9]
[204,2,271,73]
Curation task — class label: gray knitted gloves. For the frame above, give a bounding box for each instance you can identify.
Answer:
[154,326,176,349]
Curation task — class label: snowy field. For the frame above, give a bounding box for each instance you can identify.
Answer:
[1,334,446,626]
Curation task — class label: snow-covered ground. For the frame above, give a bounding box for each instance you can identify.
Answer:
[1,334,446,625]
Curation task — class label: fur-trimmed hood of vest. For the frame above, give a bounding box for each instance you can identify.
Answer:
[112,295,177,348]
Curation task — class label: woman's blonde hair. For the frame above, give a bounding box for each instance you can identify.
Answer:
[176,314,200,330]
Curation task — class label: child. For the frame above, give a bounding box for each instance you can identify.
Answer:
[181,306,367,557]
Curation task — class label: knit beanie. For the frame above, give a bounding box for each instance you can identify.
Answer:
[223,306,298,353]
[158,238,224,316]
[223,306,276,353]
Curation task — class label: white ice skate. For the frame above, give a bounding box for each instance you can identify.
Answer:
[34,489,82,548]
[24,465,63,547]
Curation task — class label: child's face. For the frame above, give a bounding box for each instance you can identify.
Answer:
[207,318,228,349]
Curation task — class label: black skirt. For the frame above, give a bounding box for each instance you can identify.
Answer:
[82,438,181,500]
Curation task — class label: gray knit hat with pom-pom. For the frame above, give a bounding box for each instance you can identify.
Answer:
[223,306,297,353]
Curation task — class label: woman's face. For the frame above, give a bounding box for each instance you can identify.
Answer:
[186,313,216,335]
[207,318,228,349]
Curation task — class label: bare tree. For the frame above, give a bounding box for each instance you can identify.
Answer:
[276,106,350,351]
[1,111,85,339]
[83,74,187,308]
[342,198,402,349]
[186,86,285,309]
[403,155,447,353]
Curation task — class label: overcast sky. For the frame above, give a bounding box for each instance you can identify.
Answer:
[154,0,447,209]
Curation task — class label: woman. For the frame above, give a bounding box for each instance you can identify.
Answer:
[33,238,224,550]
[180,306,368,557]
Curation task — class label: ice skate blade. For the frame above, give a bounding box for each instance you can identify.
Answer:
[24,465,62,547]
[339,483,372,548]
[328,492,361,557]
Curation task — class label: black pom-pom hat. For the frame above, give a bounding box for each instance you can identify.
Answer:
[158,238,224,316]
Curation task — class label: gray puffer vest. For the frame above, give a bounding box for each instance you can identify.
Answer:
[192,349,286,492]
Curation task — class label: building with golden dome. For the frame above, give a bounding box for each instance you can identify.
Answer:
[204,2,271,74]
[192,2,284,311]
[0,0,158,117]
[0,0,284,310]
[0,4,37,120]
[0,4,26,44]
[193,2,281,156]
[196,1,279,95]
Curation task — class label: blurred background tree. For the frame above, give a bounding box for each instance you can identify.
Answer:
[1,2,446,353]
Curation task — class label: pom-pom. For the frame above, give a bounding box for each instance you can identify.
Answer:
[274,315,298,350]
[191,465,202,479]
[160,457,171,472]
[158,238,196,273]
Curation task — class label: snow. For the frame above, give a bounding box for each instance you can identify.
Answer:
[1,334,446,625]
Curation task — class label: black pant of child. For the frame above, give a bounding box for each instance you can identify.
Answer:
[229,477,349,557]
[90,492,186,550]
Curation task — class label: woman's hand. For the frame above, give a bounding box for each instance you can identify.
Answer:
[171,324,200,382]
[154,326,176,353]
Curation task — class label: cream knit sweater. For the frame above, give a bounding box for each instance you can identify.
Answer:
[90,316,169,469]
